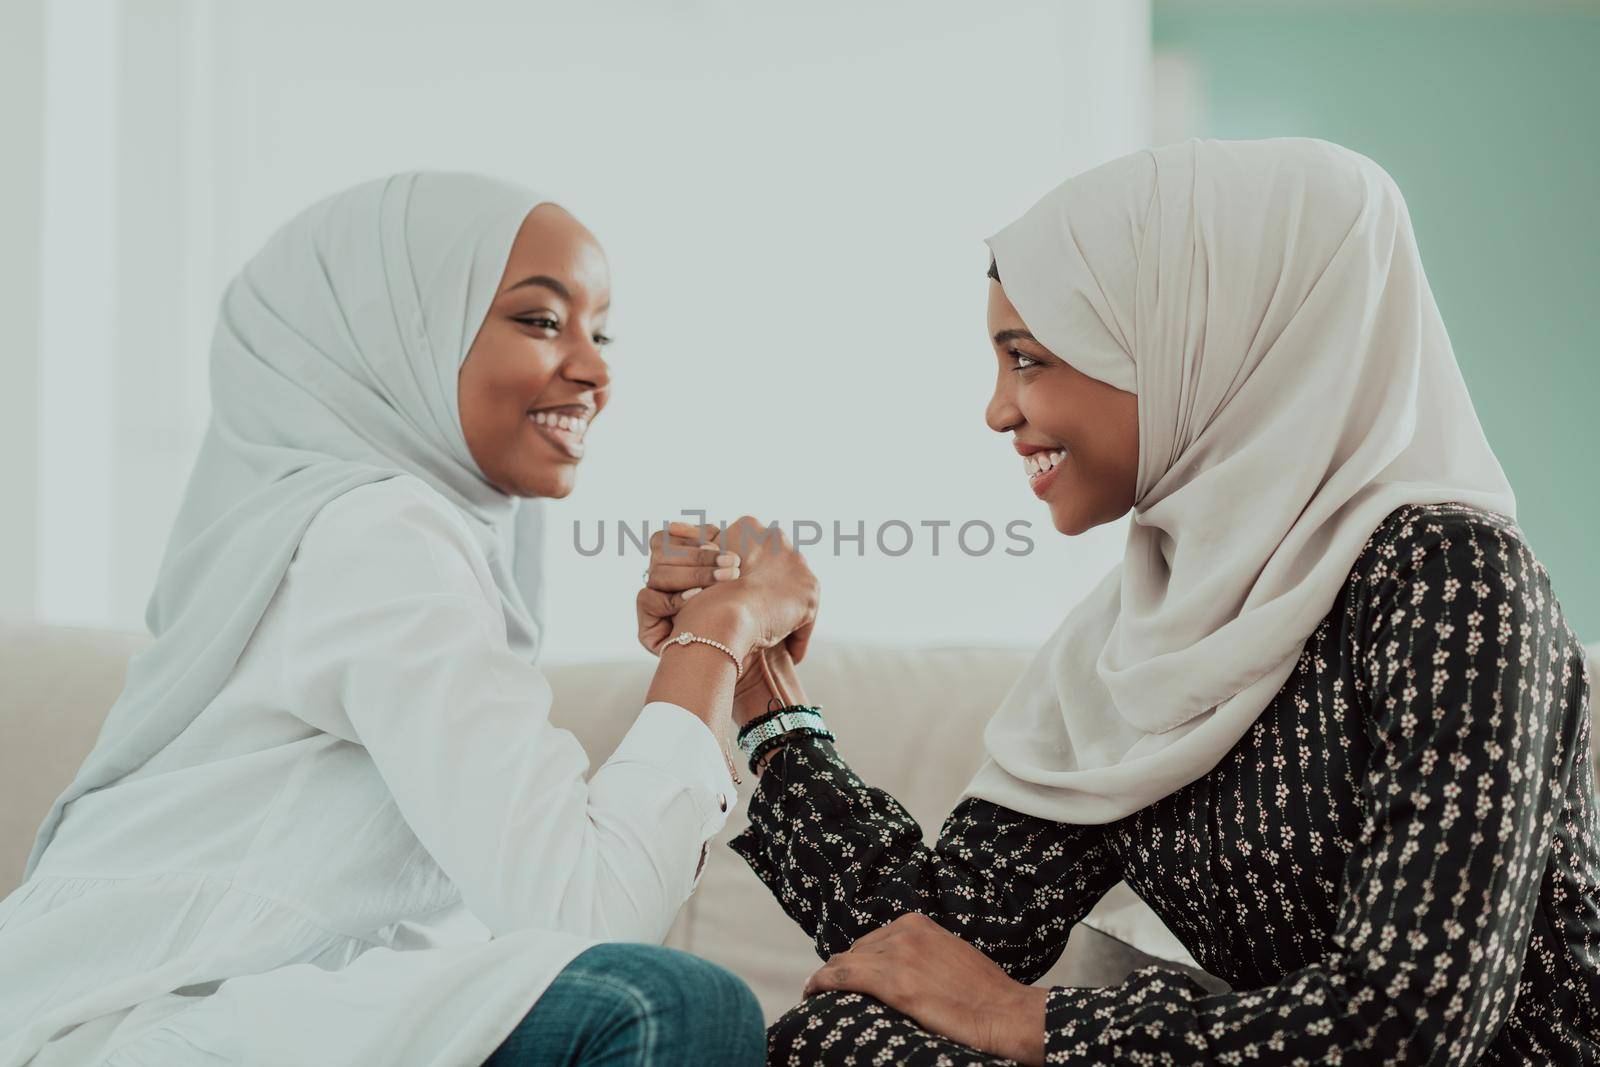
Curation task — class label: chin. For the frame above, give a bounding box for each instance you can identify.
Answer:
[1047,500,1100,537]
[511,464,578,500]
[1050,511,1090,536]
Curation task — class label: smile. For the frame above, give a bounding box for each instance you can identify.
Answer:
[1023,449,1067,498]
[529,407,592,460]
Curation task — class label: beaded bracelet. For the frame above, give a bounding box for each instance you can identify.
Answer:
[746,726,833,775]
[736,703,825,742]
[737,705,833,774]
[660,630,743,679]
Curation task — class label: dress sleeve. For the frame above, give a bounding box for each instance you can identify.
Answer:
[730,735,1120,983]
[1037,515,1590,1065]
[279,479,735,942]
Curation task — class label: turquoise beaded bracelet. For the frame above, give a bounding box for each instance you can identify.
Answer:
[736,705,832,772]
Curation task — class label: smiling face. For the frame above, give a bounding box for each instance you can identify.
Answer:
[458,203,613,499]
[984,278,1140,536]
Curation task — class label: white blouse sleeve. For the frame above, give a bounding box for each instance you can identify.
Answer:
[276,478,734,942]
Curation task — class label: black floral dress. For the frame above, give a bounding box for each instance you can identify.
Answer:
[732,505,1600,1065]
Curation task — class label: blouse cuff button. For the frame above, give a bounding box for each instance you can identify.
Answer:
[718,793,729,812]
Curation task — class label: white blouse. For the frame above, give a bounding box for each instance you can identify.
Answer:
[0,477,735,1066]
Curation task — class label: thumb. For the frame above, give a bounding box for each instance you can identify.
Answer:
[639,587,691,618]
[636,588,691,654]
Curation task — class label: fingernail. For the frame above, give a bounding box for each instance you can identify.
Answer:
[715,553,739,567]
[699,542,718,551]
[713,567,739,581]
[681,587,702,600]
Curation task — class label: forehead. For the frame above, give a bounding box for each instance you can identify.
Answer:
[501,204,610,303]
[987,280,1026,328]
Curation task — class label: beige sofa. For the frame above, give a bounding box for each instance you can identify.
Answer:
[3,624,1595,1023]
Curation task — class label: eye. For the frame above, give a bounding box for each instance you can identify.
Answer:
[513,313,560,332]
[594,332,614,348]
[1008,348,1043,372]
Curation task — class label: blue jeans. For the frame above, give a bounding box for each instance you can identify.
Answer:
[483,943,766,1066]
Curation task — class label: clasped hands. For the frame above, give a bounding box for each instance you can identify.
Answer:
[635,516,818,724]
[633,517,1047,1066]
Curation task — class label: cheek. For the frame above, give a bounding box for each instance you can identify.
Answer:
[1020,382,1084,450]
[1025,384,1134,522]
[468,338,560,415]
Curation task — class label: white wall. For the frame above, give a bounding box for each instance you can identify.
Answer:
[28,0,1152,661]
[0,0,46,619]
[35,0,119,626]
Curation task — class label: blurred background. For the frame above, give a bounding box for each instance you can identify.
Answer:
[0,0,1593,662]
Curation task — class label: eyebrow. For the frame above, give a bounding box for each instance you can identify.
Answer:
[506,274,572,301]
[505,273,611,314]
[992,328,1038,345]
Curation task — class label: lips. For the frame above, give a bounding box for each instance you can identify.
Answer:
[1023,448,1067,499]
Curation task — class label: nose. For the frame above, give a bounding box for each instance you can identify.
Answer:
[562,337,611,391]
[985,370,1021,434]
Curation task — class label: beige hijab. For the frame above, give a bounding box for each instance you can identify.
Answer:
[965,138,1515,824]
[26,173,547,877]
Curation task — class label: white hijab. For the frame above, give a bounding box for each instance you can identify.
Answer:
[965,138,1515,825]
[26,172,548,876]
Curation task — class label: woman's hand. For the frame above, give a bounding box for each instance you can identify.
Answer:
[802,913,1048,1067]
[634,523,758,731]
[636,522,741,656]
[714,516,819,664]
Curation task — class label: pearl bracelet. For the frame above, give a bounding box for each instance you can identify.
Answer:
[660,631,744,679]
[658,631,749,785]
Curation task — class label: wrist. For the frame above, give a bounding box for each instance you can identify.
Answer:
[736,706,831,778]
[732,645,807,725]
[676,599,758,662]
[988,984,1048,1067]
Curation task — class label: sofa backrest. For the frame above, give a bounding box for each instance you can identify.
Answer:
[0,624,153,888]
[3,622,1596,1020]
[0,625,1061,1017]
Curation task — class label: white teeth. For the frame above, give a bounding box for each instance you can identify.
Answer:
[531,411,591,439]
[1023,450,1067,479]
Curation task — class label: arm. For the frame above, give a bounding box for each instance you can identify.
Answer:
[281,482,739,942]
[1027,517,1585,1064]
[730,648,1121,982]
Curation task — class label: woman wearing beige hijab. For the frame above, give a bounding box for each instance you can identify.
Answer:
[648,139,1599,1064]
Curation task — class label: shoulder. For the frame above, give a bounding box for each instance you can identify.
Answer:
[1349,502,1580,671]
[1343,506,1592,776]
[293,475,497,606]
[303,474,477,543]
[1352,502,1535,602]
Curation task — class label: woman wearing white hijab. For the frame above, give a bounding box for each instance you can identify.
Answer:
[659,139,1599,1063]
[0,173,815,1065]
